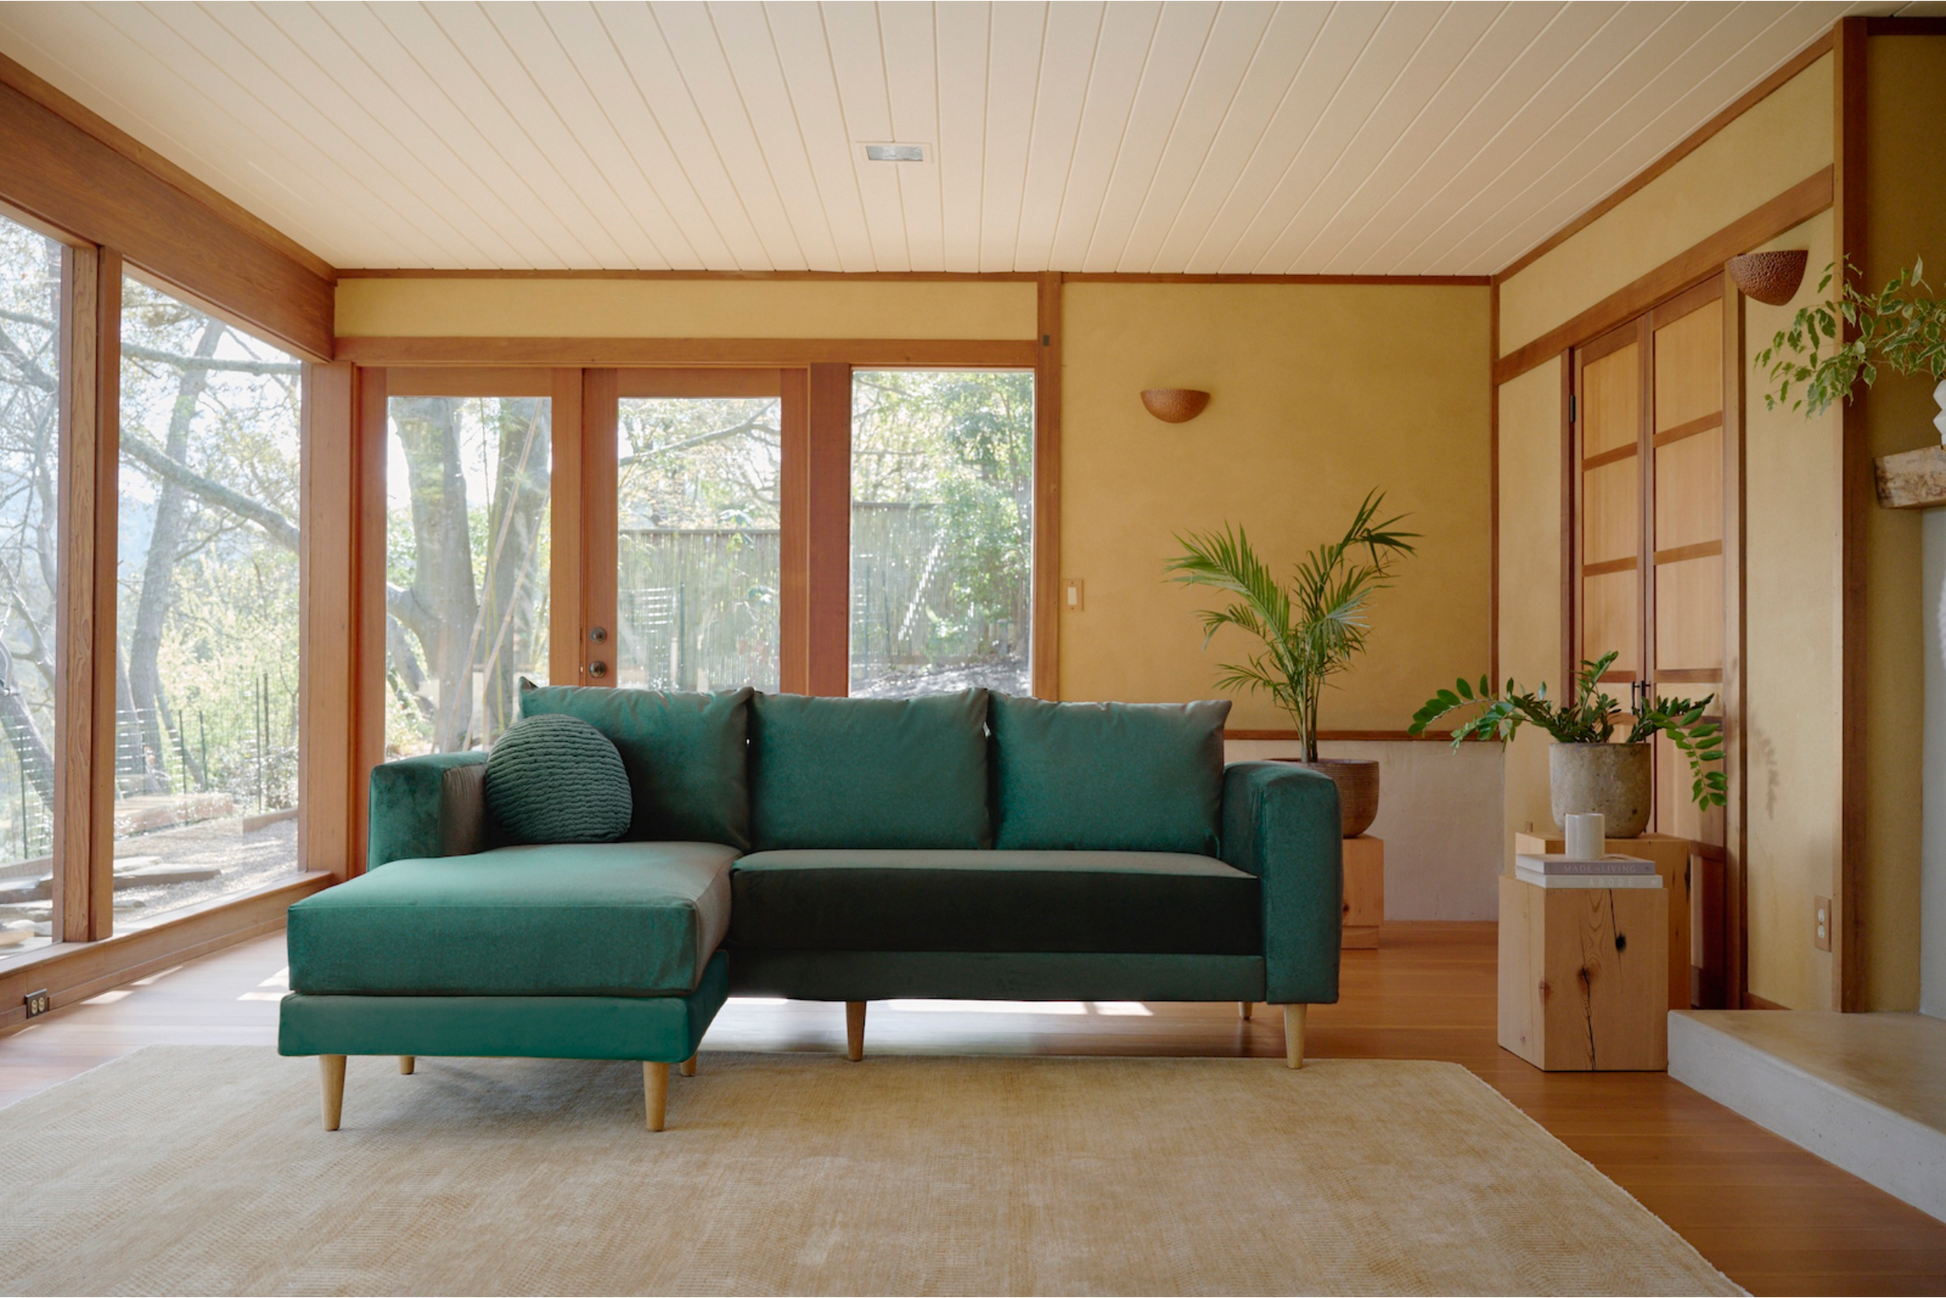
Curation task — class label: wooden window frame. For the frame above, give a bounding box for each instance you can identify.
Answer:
[351,344,1055,716]
[0,58,336,1026]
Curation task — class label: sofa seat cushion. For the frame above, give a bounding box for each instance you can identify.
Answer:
[727,849,1259,955]
[287,841,736,997]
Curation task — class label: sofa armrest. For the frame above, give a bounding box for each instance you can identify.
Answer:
[368,751,494,869]
[1221,762,1342,1005]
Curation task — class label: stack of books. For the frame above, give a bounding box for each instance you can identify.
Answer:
[1514,853,1662,889]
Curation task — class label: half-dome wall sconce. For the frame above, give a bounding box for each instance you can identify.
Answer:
[1726,249,1809,306]
[1141,388,1211,423]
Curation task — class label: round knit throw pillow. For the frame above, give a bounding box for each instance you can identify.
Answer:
[484,714,633,845]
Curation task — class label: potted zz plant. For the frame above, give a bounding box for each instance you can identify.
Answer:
[1409,651,1726,837]
[1167,490,1415,838]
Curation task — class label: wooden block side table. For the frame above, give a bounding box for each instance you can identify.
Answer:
[1342,835,1383,949]
[1497,876,1668,1071]
[1514,830,1690,1010]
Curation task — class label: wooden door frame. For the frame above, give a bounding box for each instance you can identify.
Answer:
[1566,275,1745,1007]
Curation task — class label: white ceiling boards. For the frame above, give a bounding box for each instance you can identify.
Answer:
[0,2,1926,275]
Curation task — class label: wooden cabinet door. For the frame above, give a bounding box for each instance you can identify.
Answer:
[1573,325,1646,700]
[1571,278,1734,1005]
[1647,284,1727,856]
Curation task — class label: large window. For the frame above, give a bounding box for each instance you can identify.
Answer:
[850,370,1033,697]
[384,395,551,757]
[615,394,780,692]
[113,275,303,928]
[0,215,61,960]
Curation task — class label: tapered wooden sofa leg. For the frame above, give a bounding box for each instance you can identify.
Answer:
[644,1062,669,1132]
[319,1055,347,1131]
[1282,1004,1308,1069]
[398,1055,415,1075]
[1239,1001,1253,1020]
[845,1001,866,1062]
[680,1053,697,1077]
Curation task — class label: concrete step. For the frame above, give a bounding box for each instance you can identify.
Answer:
[1670,1009,1946,1222]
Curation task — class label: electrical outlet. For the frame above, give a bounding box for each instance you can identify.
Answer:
[1813,896,1832,953]
[23,988,49,1018]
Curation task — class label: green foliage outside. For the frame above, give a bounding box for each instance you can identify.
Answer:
[851,370,1033,695]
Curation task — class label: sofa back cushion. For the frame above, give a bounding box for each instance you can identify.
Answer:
[520,684,753,850]
[989,695,1229,854]
[751,691,991,850]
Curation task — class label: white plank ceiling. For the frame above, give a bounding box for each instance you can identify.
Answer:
[0,1,1934,275]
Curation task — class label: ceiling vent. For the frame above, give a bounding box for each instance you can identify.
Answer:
[862,143,926,163]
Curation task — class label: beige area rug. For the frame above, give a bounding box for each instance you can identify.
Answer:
[0,1047,1738,1296]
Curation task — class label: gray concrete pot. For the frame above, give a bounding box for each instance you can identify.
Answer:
[1549,742,1652,838]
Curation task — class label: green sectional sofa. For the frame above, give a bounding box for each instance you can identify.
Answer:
[280,687,1343,1131]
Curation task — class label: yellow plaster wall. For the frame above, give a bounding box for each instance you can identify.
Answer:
[1853,35,1946,1010]
[335,276,1039,340]
[1058,282,1492,728]
[1745,211,1842,1010]
[1498,54,1833,354]
[1494,358,1565,849]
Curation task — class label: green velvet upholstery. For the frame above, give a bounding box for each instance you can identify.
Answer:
[368,750,496,869]
[1222,761,1343,1004]
[279,952,728,1062]
[520,685,754,850]
[484,714,632,844]
[728,950,1264,1002]
[729,849,1258,954]
[287,841,736,997]
[988,695,1229,855]
[750,691,991,850]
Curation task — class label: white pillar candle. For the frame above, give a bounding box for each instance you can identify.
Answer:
[1565,813,1605,861]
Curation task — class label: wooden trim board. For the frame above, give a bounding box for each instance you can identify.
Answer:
[0,872,331,1035]
[547,368,587,687]
[0,56,331,360]
[297,362,356,882]
[1493,168,1833,382]
[349,368,387,876]
[1833,17,1868,1013]
[1722,267,1749,1011]
[1494,32,1835,284]
[0,50,333,283]
[805,363,851,696]
[1033,272,1062,700]
[333,337,1040,369]
[1223,729,1444,743]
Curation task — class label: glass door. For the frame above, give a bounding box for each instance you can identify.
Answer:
[584,371,788,695]
[381,371,553,759]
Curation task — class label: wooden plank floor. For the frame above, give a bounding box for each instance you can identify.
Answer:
[3,920,1943,1294]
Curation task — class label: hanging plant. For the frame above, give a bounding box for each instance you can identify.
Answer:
[1756,258,1946,416]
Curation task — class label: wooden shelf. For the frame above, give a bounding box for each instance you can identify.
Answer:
[1874,444,1946,508]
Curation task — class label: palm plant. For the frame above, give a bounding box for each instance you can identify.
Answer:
[1167,490,1415,763]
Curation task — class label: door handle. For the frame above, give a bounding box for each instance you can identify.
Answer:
[588,660,608,679]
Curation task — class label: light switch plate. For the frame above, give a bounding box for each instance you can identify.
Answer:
[1064,578,1084,611]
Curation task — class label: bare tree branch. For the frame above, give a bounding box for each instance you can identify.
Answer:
[2,307,299,375]
[119,431,299,551]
